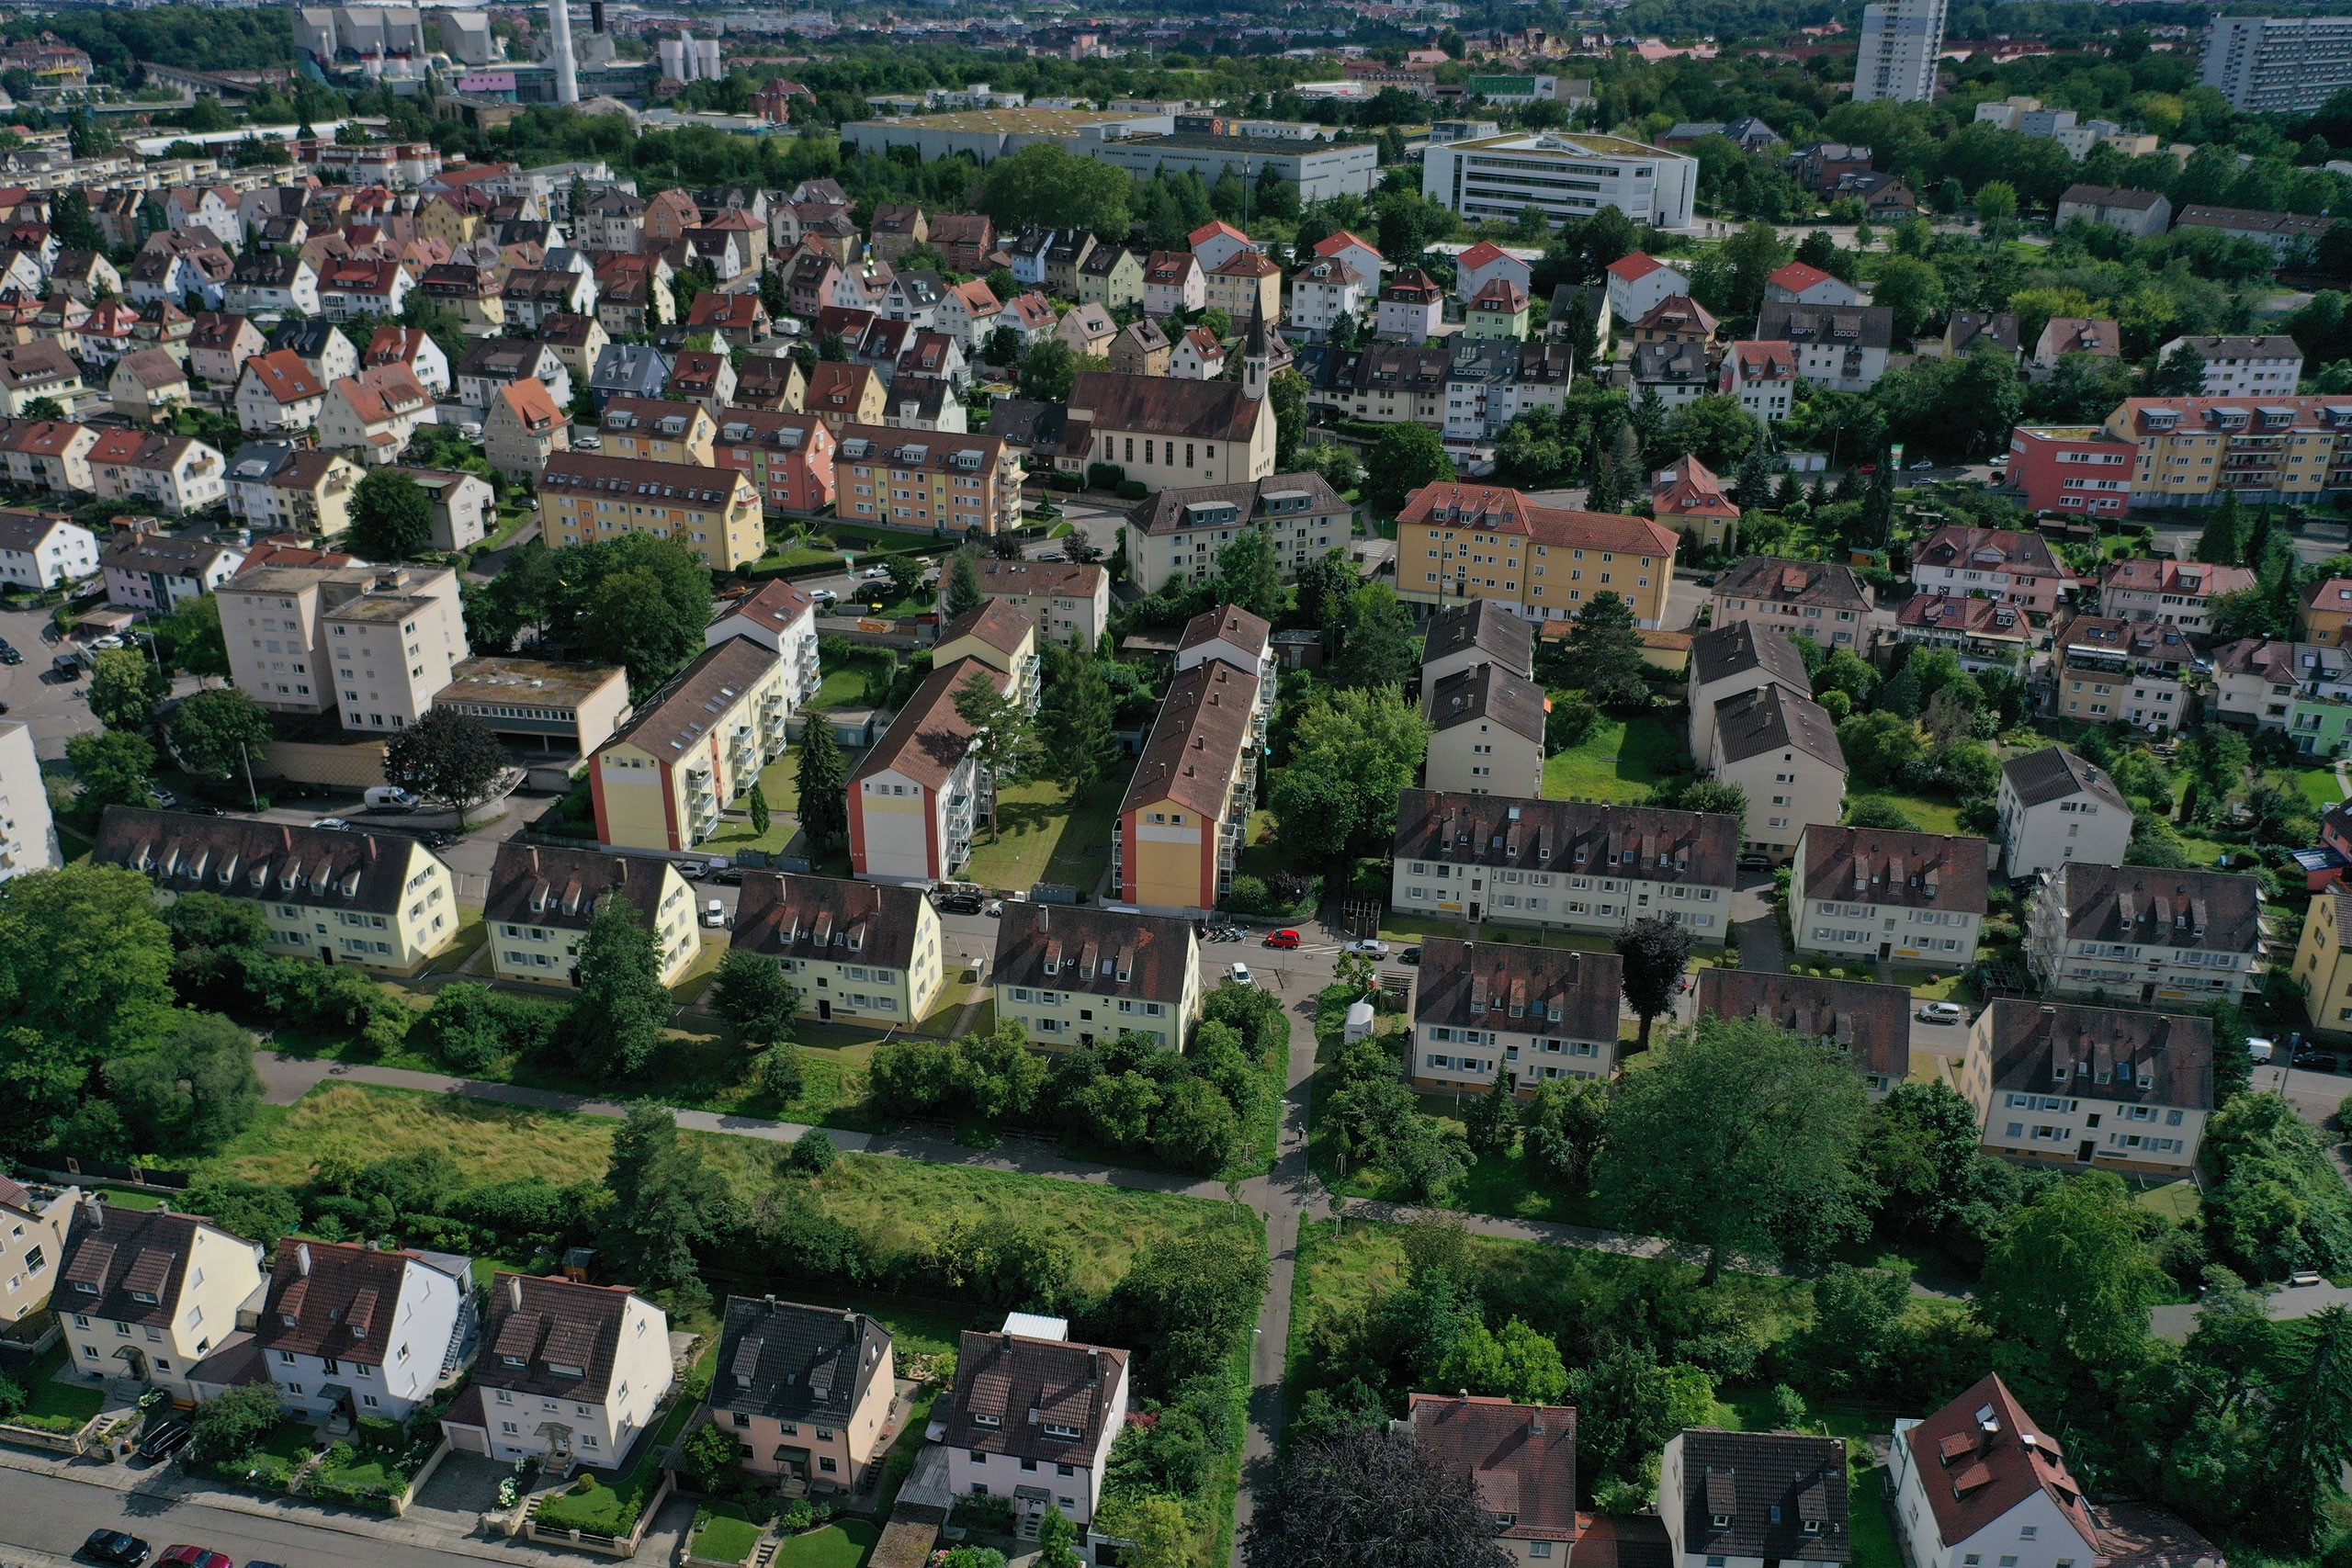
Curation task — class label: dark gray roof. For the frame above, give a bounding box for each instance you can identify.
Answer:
[988,901,1195,1005]
[1423,598,1534,676]
[484,842,674,934]
[94,806,436,920]
[1712,684,1845,770]
[729,872,928,975]
[1976,998,2214,1110]
[1691,620,1812,694]
[2043,863,2264,956]
[1124,473,1350,537]
[1391,788,1740,888]
[2001,746,2128,811]
[1695,969,1911,1080]
[1755,299,1894,351]
[1412,936,1622,1041]
[712,1295,890,1425]
[1425,661,1545,742]
[1676,1428,1851,1562]
[950,1330,1128,1464]
[1715,556,1872,614]
[1798,826,1990,915]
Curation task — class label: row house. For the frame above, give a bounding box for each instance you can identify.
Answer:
[96,807,460,972]
[1394,482,1676,628]
[485,842,699,990]
[1410,937,1623,1091]
[2049,615,2191,728]
[713,410,837,515]
[1962,999,2214,1174]
[1894,592,2031,671]
[592,639,792,852]
[537,452,762,570]
[0,508,94,590]
[731,873,943,1027]
[1695,968,1913,1096]
[1113,656,1259,915]
[990,901,1199,1052]
[87,430,225,515]
[2098,556,2253,633]
[1909,524,2068,615]
[1792,823,1988,964]
[441,1272,671,1472]
[1754,300,1894,391]
[1711,555,1871,649]
[2026,861,2264,1004]
[1390,788,1739,941]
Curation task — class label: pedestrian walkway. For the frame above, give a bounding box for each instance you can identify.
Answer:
[255,1053,1231,1201]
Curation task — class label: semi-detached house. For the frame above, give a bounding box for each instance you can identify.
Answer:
[96,807,461,974]
[1711,555,1871,649]
[1909,525,2069,617]
[441,1273,672,1471]
[948,1327,1129,1529]
[2098,557,2254,632]
[990,902,1201,1051]
[2025,862,2264,1004]
[1961,998,2213,1174]
[0,510,95,590]
[728,872,944,1027]
[1411,935,1624,1091]
[54,1198,266,1401]
[189,1236,471,1422]
[1390,790,1739,940]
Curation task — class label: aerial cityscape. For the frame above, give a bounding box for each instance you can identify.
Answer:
[0,1,2341,1567]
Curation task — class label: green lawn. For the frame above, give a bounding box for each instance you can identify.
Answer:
[1541,715,1684,803]
[809,652,892,712]
[962,772,1128,896]
[700,758,802,857]
[769,1521,878,1568]
[13,1346,101,1426]
[422,911,488,976]
[690,1505,763,1562]
[1845,792,1963,835]
[2298,766,2346,809]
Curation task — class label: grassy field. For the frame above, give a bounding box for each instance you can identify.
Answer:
[701,757,803,858]
[689,1505,762,1562]
[1541,716,1684,803]
[2298,766,2346,809]
[962,773,1126,896]
[770,1521,878,1567]
[203,1082,1257,1302]
[809,653,891,712]
[1846,792,1964,835]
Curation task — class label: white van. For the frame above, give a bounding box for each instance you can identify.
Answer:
[2247,1037,2274,1064]
[704,898,727,927]
[364,786,419,810]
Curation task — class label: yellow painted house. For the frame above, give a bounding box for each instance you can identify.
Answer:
[1113,657,1261,916]
[592,639,791,852]
[933,598,1040,713]
[990,902,1202,1051]
[485,841,701,988]
[2293,884,2352,1040]
[729,872,944,1025]
[600,398,718,466]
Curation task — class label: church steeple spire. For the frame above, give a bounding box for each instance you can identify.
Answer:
[1243,301,1270,400]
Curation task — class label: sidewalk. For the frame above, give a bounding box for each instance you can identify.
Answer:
[0,1434,695,1568]
[257,1053,1232,1201]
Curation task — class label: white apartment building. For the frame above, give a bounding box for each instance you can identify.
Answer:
[1996,746,2133,876]
[442,1274,672,1471]
[729,873,945,1028]
[1389,790,1740,941]
[972,559,1112,646]
[1410,936,1626,1091]
[1688,621,1813,763]
[1961,999,2215,1175]
[0,720,59,882]
[1852,0,1947,103]
[1891,1376,2104,1568]
[0,512,96,590]
[217,562,467,729]
[1423,132,1698,231]
[1124,476,1355,593]
[2026,862,2265,1005]
[1793,824,1988,964]
[990,903,1202,1051]
[2201,16,2352,115]
[2154,334,2304,396]
[947,1329,1130,1529]
[1710,683,1848,860]
[706,579,822,715]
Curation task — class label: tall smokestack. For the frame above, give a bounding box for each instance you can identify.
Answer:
[548,0,579,103]
[591,0,605,34]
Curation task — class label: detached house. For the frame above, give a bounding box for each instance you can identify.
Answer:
[456,339,571,413]
[54,1199,266,1400]
[0,342,84,416]
[1961,998,2214,1173]
[1711,556,1871,649]
[107,349,192,426]
[1661,1428,1851,1568]
[707,1296,894,1494]
[188,313,266,389]
[1404,1393,1578,1566]
[947,1326,1129,1529]
[1996,746,2132,875]
[441,1273,672,1470]
[1891,1374,2100,1568]
[1410,935,1624,1091]
[1793,824,1988,964]
[0,509,95,591]
[483,378,569,479]
[2025,861,2264,1004]
[235,350,327,434]
[320,365,433,467]
[193,1237,471,1422]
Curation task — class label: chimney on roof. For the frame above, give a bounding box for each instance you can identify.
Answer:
[298,1242,312,1277]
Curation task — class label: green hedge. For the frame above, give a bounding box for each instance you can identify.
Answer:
[1089,462,1125,489]
[1115,479,1148,500]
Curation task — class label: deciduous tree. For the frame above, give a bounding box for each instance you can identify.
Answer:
[166,686,271,786]
[566,896,672,1079]
[89,647,167,733]
[66,728,158,812]
[1614,915,1692,1051]
[1980,1171,2166,1377]
[710,949,800,1046]
[345,468,435,558]
[105,1011,263,1154]
[1332,582,1419,690]
[1241,1428,1514,1568]
[384,708,506,825]
[1364,422,1455,513]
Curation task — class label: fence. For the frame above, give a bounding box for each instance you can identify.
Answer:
[22,1158,191,1190]
[0,1406,107,1458]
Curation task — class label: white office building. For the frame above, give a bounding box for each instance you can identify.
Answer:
[1852,0,1947,104]
[2201,17,2352,115]
[1422,132,1697,231]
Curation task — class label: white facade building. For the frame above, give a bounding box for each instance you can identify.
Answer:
[1423,132,1698,231]
[1852,0,1947,104]
[2201,16,2352,115]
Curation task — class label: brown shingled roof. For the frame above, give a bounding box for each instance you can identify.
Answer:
[989,902,1195,1006]
[484,841,677,934]
[1408,1393,1577,1543]
[1121,658,1259,820]
[1413,936,1622,1041]
[851,656,1001,792]
[729,871,927,974]
[949,1330,1128,1464]
[1067,369,1260,444]
[1798,826,1989,916]
[1694,968,1912,1080]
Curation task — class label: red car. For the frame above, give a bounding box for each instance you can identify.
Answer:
[1262,930,1300,949]
[158,1549,232,1568]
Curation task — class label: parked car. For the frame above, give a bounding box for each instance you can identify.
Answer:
[157,1550,232,1568]
[82,1531,149,1565]
[311,818,353,830]
[1344,939,1391,957]
[364,786,419,810]
[713,867,744,886]
[1262,929,1301,949]
[1399,945,1421,965]
[936,894,982,915]
[1917,1001,1964,1024]
[1229,962,1254,987]
[810,588,839,607]
[150,788,178,808]
[2247,1037,2274,1064]
[703,898,727,927]
[2294,1049,2340,1072]
[136,1421,192,1462]
[1736,853,1773,869]
[0,645,21,665]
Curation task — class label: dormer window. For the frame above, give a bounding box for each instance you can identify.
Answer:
[548,1361,583,1378]
[1042,1421,1080,1439]
[281,1313,300,1328]
[1712,1514,1731,1529]
[972,1413,1001,1428]
[502,1354,526,1368]
[132,1291,156,1305]
[1804,1520,1824,1535]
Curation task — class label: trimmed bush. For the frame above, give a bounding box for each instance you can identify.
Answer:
[1088,463,1124,489]
[1047,471,1085,492]
[1114,479,1148,501]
